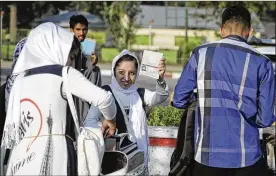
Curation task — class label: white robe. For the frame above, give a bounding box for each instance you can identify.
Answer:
[6,66,116,175]
[2,22,116,175]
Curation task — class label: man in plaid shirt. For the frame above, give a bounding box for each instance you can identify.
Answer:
[172,5,276,176]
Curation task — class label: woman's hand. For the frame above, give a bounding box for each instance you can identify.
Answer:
[101,119,116,138]
[157,58,166,81]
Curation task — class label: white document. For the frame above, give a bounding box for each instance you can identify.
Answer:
[139,50,163,79]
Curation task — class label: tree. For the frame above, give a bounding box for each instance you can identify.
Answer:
[101,2,142,51]
[186,1,275,22]
[1,1,72,28]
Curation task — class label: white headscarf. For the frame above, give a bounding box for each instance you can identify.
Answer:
[109,49,149,166]
[13,22,74,74]
[1,22,74,149]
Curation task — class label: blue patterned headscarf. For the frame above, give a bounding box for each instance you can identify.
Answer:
[11,37,27,71]
[5,37,27,111]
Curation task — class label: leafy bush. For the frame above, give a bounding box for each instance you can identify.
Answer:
[147,106,184,126]
[177,39,202,65]
[101,47,120,62]
[87,31,106,45]
[175,36,202,46]
[1,44,16,60]
[159,49,178,65]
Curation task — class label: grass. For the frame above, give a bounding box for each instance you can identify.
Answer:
[160,50,177,65]
[175,36,202,46]
[135,35,154,45]
[1,44,16,60]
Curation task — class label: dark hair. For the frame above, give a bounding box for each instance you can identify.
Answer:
[221,5,251,30]
[69,15,88,29]
[114,54,138,76]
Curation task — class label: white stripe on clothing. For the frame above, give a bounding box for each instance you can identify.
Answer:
[238,53,251,167]
[195,47,207,163]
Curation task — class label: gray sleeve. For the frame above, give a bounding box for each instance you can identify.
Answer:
[144,80,169,106]
[82,56,102,87]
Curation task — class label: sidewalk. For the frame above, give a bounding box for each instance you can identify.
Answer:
[1,60,184,79]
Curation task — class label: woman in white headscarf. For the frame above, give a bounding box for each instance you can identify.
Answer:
[1,22,117,175]
[85,49,169,173]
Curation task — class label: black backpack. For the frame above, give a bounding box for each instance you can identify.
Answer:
[101,85,146,134]
[169,100,197,176]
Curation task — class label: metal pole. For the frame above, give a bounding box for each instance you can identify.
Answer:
[149,24,151,46]
[9,4,17,43]
[185,4,188,43]
[175,2,178,27]
[6,39,9,60]
[0,10,3,59]
[148,19,153,49]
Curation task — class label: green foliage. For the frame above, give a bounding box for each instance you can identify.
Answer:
[177,38,202,65]
[186,1,275,15]
[1,44,16,60]
[1,2,274,29]
[1,2,72,28]
[101,48,120,62]
[147,106,184,126]
[159,50,178,65]
[135,35,154,45]
[175,36,202,46]
[186,2,275,26]
[86,31,106,45]
[101,2,142,51]
[1,29,7,41]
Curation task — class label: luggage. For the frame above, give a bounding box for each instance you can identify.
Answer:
[104,133,146,175]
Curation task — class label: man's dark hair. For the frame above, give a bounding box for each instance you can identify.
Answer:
[69,14,88,29]
[221,5,251,30]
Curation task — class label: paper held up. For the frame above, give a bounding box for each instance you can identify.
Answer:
[81,38,97,56]
[139,50,163,79]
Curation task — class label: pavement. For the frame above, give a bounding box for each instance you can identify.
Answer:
[0,60,184,79]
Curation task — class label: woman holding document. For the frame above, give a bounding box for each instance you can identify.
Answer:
[84,49,169,173]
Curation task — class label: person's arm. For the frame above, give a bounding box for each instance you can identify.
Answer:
[92,66,102,87]
[267,134,276,146]
[66,67,116,121]
[144,57,169,106]
[96,67,102,87]
[172,52,197,109]
[144,80,169,106]
[83,105,102,128]
[251,60,276,127]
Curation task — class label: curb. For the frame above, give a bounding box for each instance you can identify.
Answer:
[101,69,181,79]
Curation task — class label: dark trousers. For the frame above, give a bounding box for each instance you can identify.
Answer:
[192,158,271,176]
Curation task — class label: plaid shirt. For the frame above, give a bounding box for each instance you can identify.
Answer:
[173,35,276,168]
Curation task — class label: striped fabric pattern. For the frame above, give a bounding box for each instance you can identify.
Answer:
[11,37,27,71]
[173,36,276,168]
